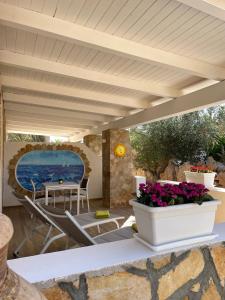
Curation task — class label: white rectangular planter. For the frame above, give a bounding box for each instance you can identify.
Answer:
[134,176,146,197]
[184,171,216,188]
[129,199,220,246]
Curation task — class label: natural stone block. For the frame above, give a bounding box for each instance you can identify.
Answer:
[87,271,151,300]
[160,160,178,181]
[83,134,102,156]
[211,245,225,286]
[191,282,200,292]
[43,286,70,300]
[201,280,221,300]
[129,260,147,270]
[152,255,171,269]
[158,250,204,300]
[176,162,191,182]
[217,172,225,187]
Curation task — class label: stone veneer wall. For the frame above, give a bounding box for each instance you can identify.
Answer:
[102,129,134,208]
[40,243,225,300]
[83,135,102,156]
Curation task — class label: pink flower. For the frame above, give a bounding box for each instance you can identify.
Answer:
[137,181,210,208]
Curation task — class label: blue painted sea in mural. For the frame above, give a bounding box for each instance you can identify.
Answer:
[16,150,84,191]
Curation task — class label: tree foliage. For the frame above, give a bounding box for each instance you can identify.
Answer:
[130,106,225,177]
[8,133,45,142]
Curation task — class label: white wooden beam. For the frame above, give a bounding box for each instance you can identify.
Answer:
[7,120,80,132]
[1,75,139,109]
[6,117,92,130]
[0,51,180,98]
[6,111,99,126]
[93,80,225,132]
[7,123,89,135]
[4,102,112,122]
[7,126,89,139]
[177,0,225,22]
[7,126,72,136]
[0,3,225,80]
[7,130,59,137]
[3,90,128,117]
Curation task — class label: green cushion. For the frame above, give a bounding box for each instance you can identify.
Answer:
[95,210,110,219]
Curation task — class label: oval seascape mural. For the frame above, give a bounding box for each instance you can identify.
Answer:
[15,150,85,191]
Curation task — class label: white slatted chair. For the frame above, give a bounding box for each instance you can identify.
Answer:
[39,208,135,248]
[71,177,90,212]
[14,196,126,256]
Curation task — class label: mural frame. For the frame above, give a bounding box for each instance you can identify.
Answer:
[8,144,92,198]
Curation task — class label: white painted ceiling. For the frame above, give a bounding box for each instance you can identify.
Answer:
[0,0,225,139]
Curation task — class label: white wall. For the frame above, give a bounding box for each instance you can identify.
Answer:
[3,142,102,207]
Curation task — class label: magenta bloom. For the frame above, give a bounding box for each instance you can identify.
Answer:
[137,181,212,207]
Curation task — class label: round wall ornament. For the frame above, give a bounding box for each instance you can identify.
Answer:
[114,143,126,158]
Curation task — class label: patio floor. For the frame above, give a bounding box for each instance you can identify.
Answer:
[3,199,133,259]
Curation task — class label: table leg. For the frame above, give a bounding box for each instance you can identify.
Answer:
[69,189,72,212]
[77,187,80,215]
[64,190,66,210]
[45,187,48,205]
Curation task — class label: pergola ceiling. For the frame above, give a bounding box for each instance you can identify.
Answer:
[0,0,225,140]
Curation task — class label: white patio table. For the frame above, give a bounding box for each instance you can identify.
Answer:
[43,182,81,214]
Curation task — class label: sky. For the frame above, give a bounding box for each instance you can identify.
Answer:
[18,150,83,166]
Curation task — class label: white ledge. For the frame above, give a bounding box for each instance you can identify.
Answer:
[8,223,225,285]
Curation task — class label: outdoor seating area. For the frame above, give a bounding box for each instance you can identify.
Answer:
[2,0,225,299]
[5,198,134,259]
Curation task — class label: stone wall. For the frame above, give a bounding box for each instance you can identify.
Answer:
[155,157,225,188]
[40,243,225,300]
[102,129,134,208]
[83,134,102,156]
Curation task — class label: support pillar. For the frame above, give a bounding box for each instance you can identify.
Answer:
[102,129,134,208]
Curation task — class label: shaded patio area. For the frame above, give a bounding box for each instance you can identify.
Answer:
[4,199,133,259]
[2,0,225,299]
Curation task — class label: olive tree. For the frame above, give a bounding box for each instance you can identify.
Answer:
[130,109,220,178]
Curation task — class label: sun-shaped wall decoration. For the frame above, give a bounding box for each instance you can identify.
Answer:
[114,143,126,158]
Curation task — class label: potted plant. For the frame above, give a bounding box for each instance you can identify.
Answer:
[129,182,220,249]
[184,166,216,188]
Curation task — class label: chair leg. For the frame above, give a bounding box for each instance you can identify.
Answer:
[87,196,90,212]
[65,237,69,250]
[40,233,65,254]
[13,236,29,257]
[113,220,120,229]
[42,225,53,245]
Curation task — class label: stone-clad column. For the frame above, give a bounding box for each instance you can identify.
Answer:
[102,129,134,208]
[0,214,47,299]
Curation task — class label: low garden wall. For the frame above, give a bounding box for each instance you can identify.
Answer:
[136,156,225,188]
[39,243,225,300]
